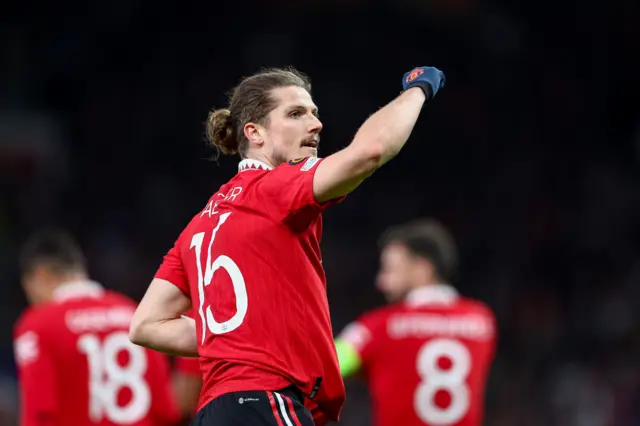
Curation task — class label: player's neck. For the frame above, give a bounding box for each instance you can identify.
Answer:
[29,272,89,305]
[405,283,457,306]
[245,153,276,169]
[45,273,91,300]
[53,272,90,287]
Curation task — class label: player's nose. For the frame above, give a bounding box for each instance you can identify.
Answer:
[308,115,323,133]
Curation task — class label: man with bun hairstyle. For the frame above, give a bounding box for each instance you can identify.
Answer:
[129,65,446,426]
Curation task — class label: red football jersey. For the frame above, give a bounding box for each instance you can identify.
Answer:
[13,281,180,426]
[154,158,346,424]
[339,285,496,426]
[174,357,200,376]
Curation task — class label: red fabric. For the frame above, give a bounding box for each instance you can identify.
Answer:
[340,296,497,426]
[14,290,180,426]
[154,157,345,422]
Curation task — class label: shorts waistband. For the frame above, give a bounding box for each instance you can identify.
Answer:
[275,385,305,404]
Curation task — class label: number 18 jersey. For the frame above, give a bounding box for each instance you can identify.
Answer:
[339,285,496,426]
[13,281,180,426]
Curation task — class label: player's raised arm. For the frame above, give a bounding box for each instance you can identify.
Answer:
[313,66,445,203]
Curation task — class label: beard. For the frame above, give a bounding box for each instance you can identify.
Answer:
[270,145,291,167]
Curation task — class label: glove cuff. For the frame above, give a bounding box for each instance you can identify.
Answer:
[405,81,434,101]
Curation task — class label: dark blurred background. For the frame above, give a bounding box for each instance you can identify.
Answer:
[1,0,640,424]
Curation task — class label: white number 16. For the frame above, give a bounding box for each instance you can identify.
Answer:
[190,212,248,343]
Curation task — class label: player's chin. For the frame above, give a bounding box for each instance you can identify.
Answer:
[299,146,318,157]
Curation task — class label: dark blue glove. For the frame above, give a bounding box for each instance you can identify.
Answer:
[402,66,445,101]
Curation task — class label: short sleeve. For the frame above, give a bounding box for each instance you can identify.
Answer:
[338,314,380,367]
[258,157,344,230]
[154,237,190,297]
[14,316,58,426]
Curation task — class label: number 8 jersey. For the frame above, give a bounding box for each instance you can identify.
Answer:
[338,285,496,426]
[154,158,346,426]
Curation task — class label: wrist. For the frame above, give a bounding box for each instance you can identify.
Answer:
[402,86,427,103]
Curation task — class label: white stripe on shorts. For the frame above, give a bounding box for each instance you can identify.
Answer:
[274,392,294,426]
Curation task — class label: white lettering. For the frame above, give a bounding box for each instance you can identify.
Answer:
[65,307,135,333]
[388,314,493,341]
[225,186,242,202]
[212,198,223,215]
[200,187,243,218]
[15,331,39,365]
[201,200,214,217]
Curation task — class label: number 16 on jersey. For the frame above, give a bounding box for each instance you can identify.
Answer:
[190,212,248,342]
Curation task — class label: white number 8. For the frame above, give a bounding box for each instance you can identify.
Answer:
[190,212,248,343]
[414,338,471,425]
[78,331,151,424]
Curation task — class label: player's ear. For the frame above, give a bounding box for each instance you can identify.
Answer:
[415,257,436,282]
[244,122,265,148]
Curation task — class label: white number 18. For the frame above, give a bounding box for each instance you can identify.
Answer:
[78,331,150,424]
[190,212,248,343]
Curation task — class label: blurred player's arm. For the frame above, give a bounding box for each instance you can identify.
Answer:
[335,319,377,378]
[173,373,202,420]
[129,278,197,357]
[173,357,202,421]
[14,328,58,426]
[313,67,444,203]
[144,350,183,426]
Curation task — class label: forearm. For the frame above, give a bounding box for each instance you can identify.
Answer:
[350,87,426,166]
[173,374,202,417]
[131,316,198,357]
[312,68,441,202]
[130,278,196,356]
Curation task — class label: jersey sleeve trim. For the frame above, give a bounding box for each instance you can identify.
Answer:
[295,157,346,209]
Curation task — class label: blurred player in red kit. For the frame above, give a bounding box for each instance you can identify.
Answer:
[336,219,497,426]
[128,65,446,426]
[172,356,201,420]
[171,311,202,422]
[13,230,181,426]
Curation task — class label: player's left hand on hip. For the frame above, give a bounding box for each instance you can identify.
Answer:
[402,66,446,101]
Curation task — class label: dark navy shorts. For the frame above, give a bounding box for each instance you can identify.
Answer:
[191,386,314,426]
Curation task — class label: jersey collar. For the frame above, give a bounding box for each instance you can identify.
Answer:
[406,284,458,307]
[238,159,273,172]
[53,280,104,302]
